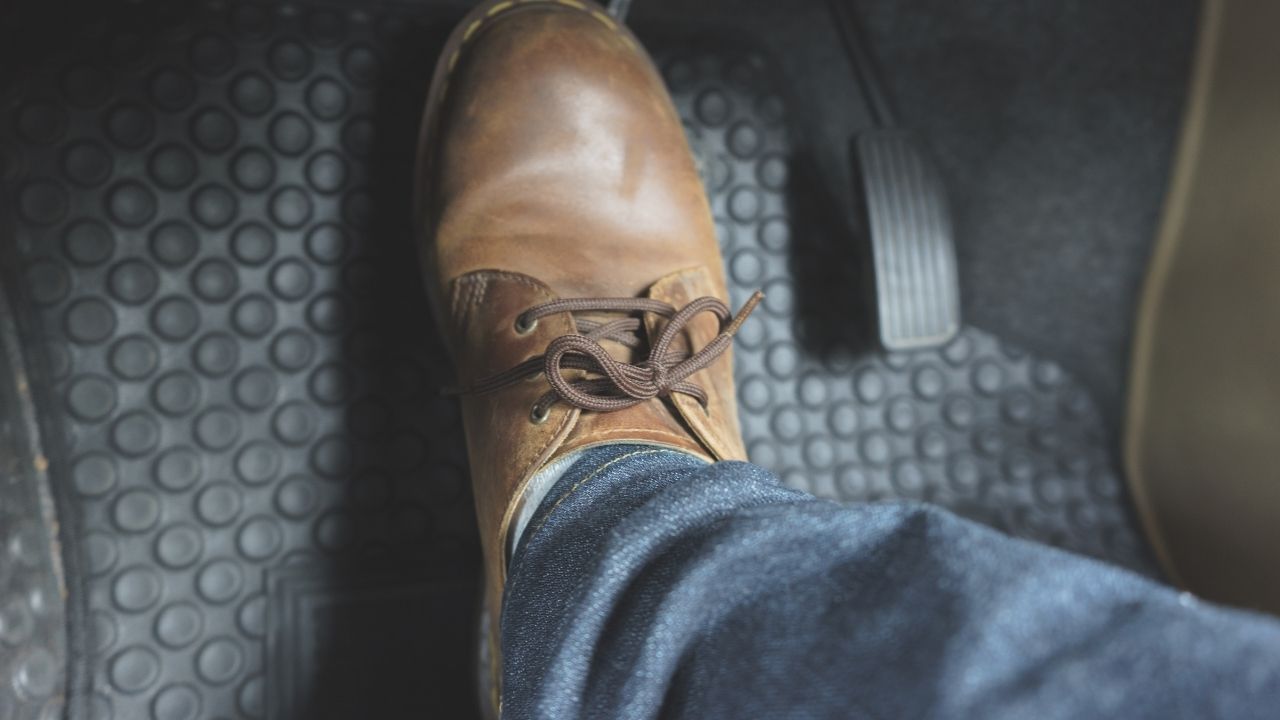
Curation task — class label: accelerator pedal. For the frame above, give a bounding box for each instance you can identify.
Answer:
[856,131,961,351]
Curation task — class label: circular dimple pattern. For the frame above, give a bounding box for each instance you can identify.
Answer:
[730,248,764,285]
[229,72,275,116]
[65,298,115,344]
[306,77,347,119]
[150,222,198,268]
[342,45,379,86]
[110,647,161,694]
[82,614,117,659]
[153,684,201,720]
[269,41,312,80]
[308,363,349,405]
[268,112,312,155]
[108,261,159,305]
[237,595,266,638]
[152,372,200,418]
[231,223,275,265]
[191,260,239,302]
[84,533,119,577]
[275,476,317,519]
[73,453,117,497]
[728,186,761,222]
[197,637,244,685]
[191,184,238,228]
[656,50,1149,572]
[194,406,240,450]
[113,489,162,533]
[67,375,116,421]
[236,517,283,560]
[759,217,789,252]
[196,560,242,605]
[270,329,314,371]
[154,603,203,649]
[148,145,197,190]
[305,224,347,264]
[155,524,204,569]
[13,648,57,703]
[231,295,275,337]
[195,482,242,528]
[63,141,113,186]
[232,367,276,410]
[271,402,315,445]
[111,412,160,457]
[190,107,237,152]
[757,153,787,189]
[110,336,160,380]
[230,148,275,191]
[268,260,313,300]
[107,181,157,227]
[695,88,731,125]
[5,27,1149,720]
[311,435,352,479]
[305,151,346,193]
[235,442,280,486]
[306,293,345,334]
[151,297,199,341]
[269,186,312,228]
[727,121,761,158]
[153,446,201,491]
[112,566,163,613]
[64,220,114,266]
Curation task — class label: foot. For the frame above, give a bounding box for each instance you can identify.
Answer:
[414,0,756,688]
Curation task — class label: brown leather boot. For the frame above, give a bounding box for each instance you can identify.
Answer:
[414,0,758,697]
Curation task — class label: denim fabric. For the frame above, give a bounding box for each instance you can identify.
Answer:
[501,444,1280,719]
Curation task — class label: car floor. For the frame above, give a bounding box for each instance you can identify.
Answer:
[0,0,1194,717]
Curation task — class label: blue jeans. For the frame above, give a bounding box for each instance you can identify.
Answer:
[501,445,1280,718]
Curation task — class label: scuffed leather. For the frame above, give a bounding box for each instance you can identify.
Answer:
[425,3,728,303]
[449,271,581,583]
[418,0,747,678]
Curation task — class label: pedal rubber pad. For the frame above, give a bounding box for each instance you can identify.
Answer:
[856,130,961,351]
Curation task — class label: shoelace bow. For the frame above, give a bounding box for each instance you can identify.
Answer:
[462,290,764,418]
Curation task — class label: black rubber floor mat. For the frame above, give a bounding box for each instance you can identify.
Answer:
[656,44,1152,575]
[0,285,69,720]
[0,2,1153,718]
[3,2,477,718]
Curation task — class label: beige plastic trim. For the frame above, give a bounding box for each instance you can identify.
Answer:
[1124,0,1222,591]
[1126,0,1280,612]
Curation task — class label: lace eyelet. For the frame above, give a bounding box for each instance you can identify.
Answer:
[514,313,538,335]
[529,404,550,424]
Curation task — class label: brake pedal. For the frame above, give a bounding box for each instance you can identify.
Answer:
[856,130,961,351]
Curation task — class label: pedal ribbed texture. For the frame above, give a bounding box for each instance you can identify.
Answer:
[858,130,960,350]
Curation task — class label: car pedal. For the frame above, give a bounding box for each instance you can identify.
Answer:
[856,130,961,351]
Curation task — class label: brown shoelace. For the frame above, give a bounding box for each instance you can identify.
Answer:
[462,290,764,419]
